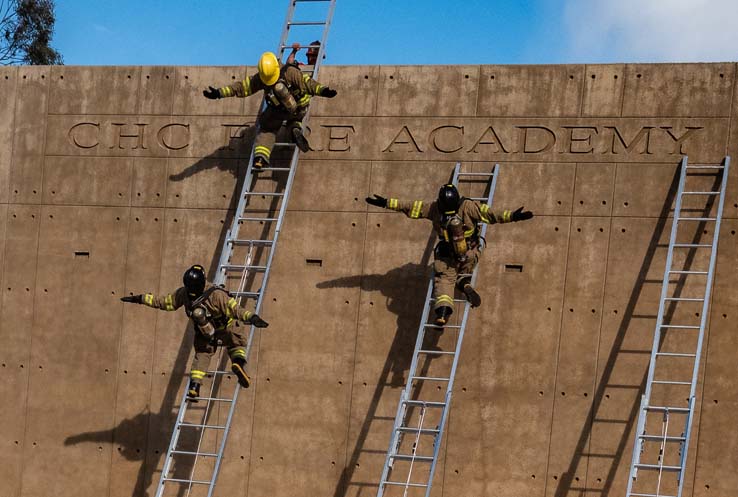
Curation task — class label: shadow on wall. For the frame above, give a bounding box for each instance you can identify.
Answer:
[555,165,722,497]
[317,238,437,497]
[63,125,259,497]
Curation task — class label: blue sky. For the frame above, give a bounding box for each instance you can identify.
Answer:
[53,0,738,66]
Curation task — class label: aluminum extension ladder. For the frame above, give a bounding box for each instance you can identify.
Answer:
[626,156,730,497]
[376,163,500,497]
[155,1,336,496]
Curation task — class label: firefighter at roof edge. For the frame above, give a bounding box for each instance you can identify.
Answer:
[120,265,268,401]
[366,184,533,326]
[203,51,337,169]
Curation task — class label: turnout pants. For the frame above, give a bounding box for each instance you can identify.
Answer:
[253,105,308,164]
[189,325,248,384]
[432,244,481,313]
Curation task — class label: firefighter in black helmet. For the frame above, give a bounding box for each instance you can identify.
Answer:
[120,265,268,401]
[366,184,533,325]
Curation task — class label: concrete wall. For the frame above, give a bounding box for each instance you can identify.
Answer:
[0,62,737,497]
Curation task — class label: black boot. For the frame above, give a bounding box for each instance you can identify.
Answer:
[253,156,268,170]
[186,380,201,403]
[434,306,453,326]
[291,127,310,153]
[462,284,482,308]
[231,359,251,388]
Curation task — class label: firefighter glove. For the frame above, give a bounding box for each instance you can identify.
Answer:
[511,206,533,222]
[120,294,143,304]
[249,314,269,328]
[203,86,221,99]
[320,87,337,98]
[365,194,387,208]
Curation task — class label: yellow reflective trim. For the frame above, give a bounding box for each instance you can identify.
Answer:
[221,87,232,97]
[480,213,491,224]
[243,78,251,95]
[464,228,475,237]
[164,294,174,311]
[435,295,454,305]
[298,94,311,106]
[388,198,398,210]
[480,204,489,213]
[228,298,238,309]
[442,229,449,242]
[190,369,206,379]
[254,146,271,158]
[410,200,423,219]
[302,74,310,83]
[503,210,511,223]
[315,84,323,93]
[144,294,154,306]
[242,310,252,321]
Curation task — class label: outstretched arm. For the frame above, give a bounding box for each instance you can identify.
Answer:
[474,203,533,224]
[365,194,430,220]
[211,291,269,328]
[120,287,186,311]
[203,73,263,99]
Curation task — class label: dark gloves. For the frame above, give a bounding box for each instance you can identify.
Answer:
[511,206,533,222]
[365,194,387,208]
[121,294,143,304]
[320,87,337,98]
[249,314,269,328]
[203,86,221,99]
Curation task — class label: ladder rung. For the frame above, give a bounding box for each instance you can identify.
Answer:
[634,463,682,472]
[163,477,211,485]
[273,142,296,147]
[417,349,456,355]
[179,422,226,430]
[259,167,291,171]
[686,165,724,169]
[661,325,700,329]
[402,400,446,408]
[245,192,285,197]
[468,197,486,201]
[427,298,467,304]
[412,376,450,382]
[230,291,260,298]
[171,450,219,457]
[392,454,434,462]
[672,243,712,248]
[396,427,440,434]
[668,270,707,275]
[655,352,696,358]
[663,297,704,302]
[638,434,687,442]
[238,217,278,222]
[644,406,690,413]
[383,481,429,488]
[457,172,494,177]
[677,217,716,221]
[629,493,677,497]
[227,239,274,246]
[424,323,461,329]
[288,21,327,26]
[189,396,233,403]
[651,380,692,386]
[682,191,720,195]
[220,264,268,271]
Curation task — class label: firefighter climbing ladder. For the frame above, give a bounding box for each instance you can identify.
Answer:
[155,1,336,496]
[626,156,730,497]
[376,163,500,497]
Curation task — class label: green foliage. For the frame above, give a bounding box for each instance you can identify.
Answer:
[0,0,62,65]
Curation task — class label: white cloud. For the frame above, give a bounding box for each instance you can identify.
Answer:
[563,0,738,62]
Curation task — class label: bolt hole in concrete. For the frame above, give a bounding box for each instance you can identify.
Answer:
[554,227,559,231]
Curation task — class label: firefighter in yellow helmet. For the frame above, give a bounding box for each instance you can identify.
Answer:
[203,51,337,169]
[120,265,269,401]
[366,185,533,326]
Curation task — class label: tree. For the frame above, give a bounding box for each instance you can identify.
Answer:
[0,0,62,65]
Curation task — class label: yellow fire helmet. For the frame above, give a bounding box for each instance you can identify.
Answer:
[258,52,280,86]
